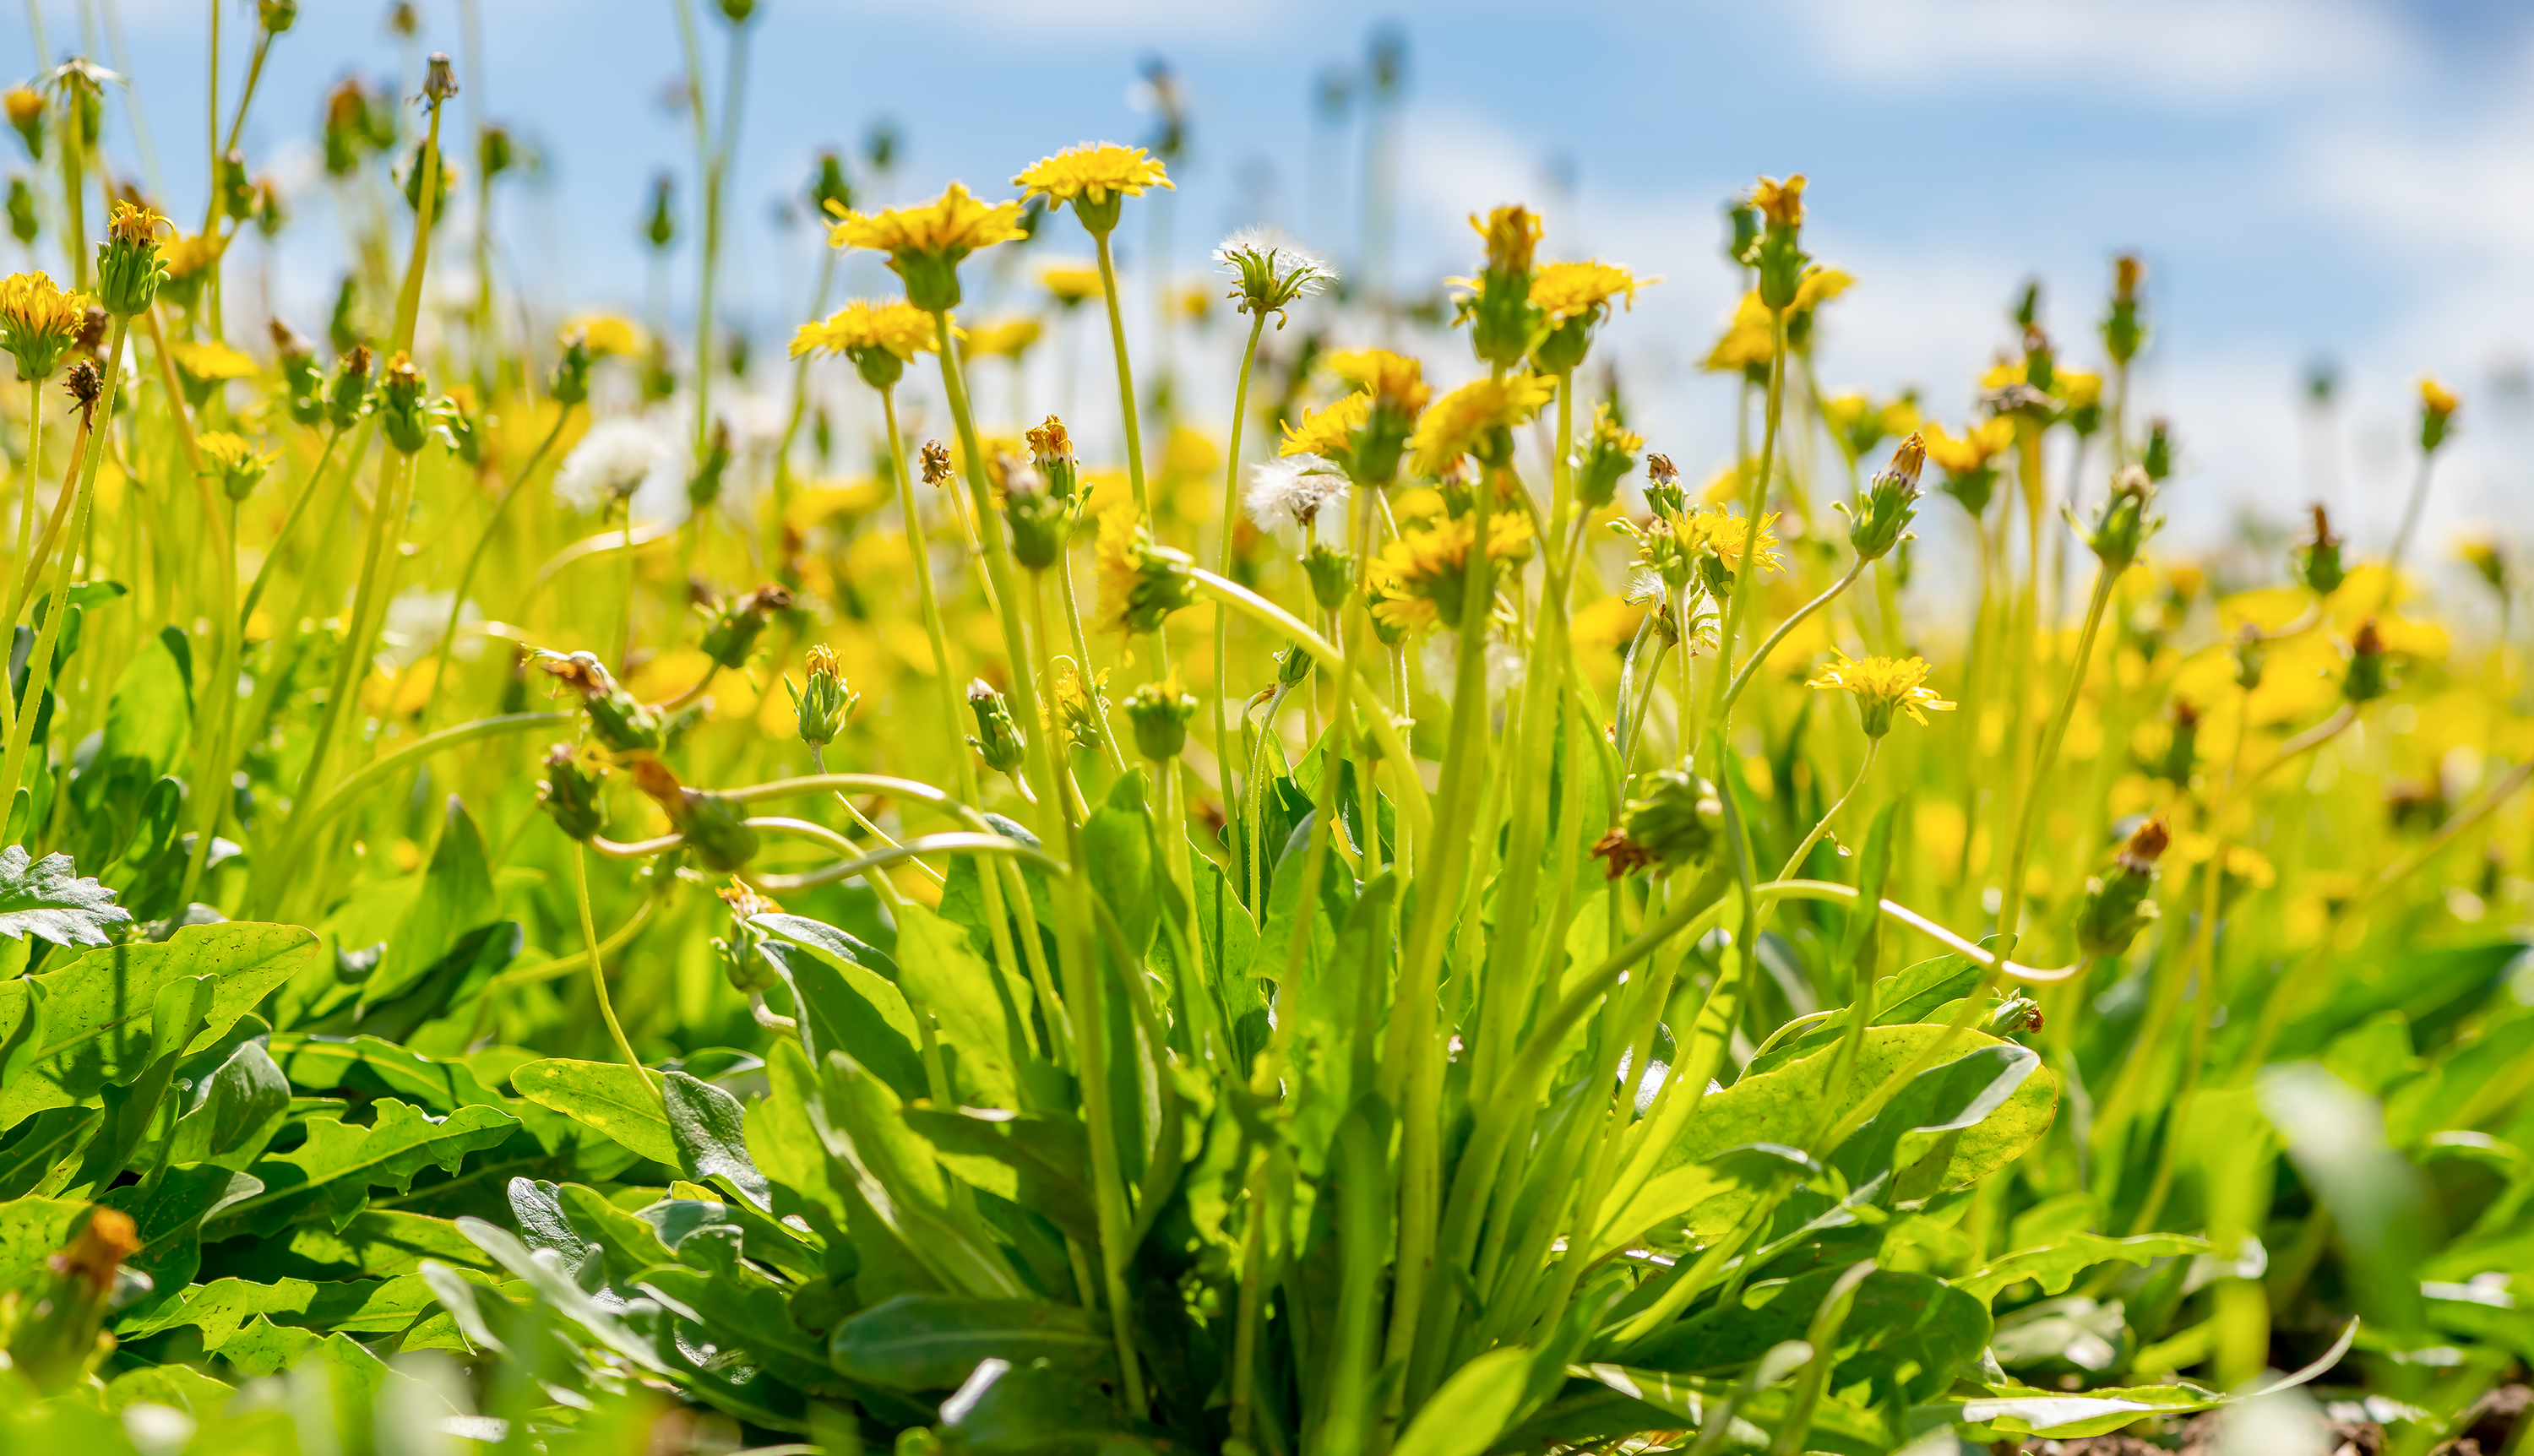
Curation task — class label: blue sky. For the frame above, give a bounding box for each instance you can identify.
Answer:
[17,0,2534,562]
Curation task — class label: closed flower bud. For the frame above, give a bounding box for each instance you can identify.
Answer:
[198,431,275,502]
[2292,503,2345,598]
[327,343,373,428]
[7,1208,139,1394]
[8,177,37,246]
[1465,204,1544,368]
[2140,419,2174,481]
[1002,456,1076,571]
[2081,466,2160,571]
[1275,642,1313,687]
[95,201,168,318]
[1572,404,1642,512]
[550,328,595,405]
[687,419,732,508]
[536,742,608,841]
[1025,415,1079,499]
[2075,818,2167,959]
[258,0,299,32]
[2153,698,2198,785]
[715,879,781,994]
[1591,766,1723,878]
[920,438,954,487]
[2461,538,2508,595]
[644,172,677,253]
[5,87,44,160]
[2102,253,2146,366]
[698,584,793,669]
[809,149,852,220]
[1123,677,1198,761]
[1984,993,2044,1036]
[1643,452,1685,519]
[1749,174,1810,311]
[1302,542,1355,612]
[378,352,432,454]
[966,680,1027,774]
[421,52,459,107]
[785,644,856,747]
[2342,618,2392,704]
[542,650,663,752]
[2232,626,2265,691]
[630,758,758,873]
[1841,431,1923,562]
[2418,377,2459,454]
[400,139,451,218]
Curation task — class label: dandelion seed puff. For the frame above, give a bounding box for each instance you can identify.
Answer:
[1215,227,1334,291]
[554,415,675,513]
[1246,454,1350,538]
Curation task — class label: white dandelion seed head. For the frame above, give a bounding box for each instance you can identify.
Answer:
[1215,226,1335,296]
[1622,564,1667,606]
[1246,454,1351,540]
[553,413,681,515]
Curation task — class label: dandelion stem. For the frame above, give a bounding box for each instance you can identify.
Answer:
[423,400,577,728]
[237,422,344,627]
[574,842,661,1108]
[1092,228,1150,516]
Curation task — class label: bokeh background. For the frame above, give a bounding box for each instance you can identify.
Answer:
[15,0,2534,578]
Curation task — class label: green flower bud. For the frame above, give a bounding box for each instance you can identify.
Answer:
[2342,619,2392,704]
[2418,378,2458,454]
[2075,818,2167,959]
[2292,503,2346,598]
[326,343,373,429]
[2081,466,2160,572]
[2152,699,2198,786]
[632,758,757,873]
[2232,628,2265,692]
[1004,460,1075,572]
[271,319,324,425]
[198,431,275,503]
[5,87,45,162]
[785,644,856,748]
[715,880,781,994]
[1642,453,1685,519]
[1841,432,1923,562]
[1275,642,1313,688]
[687,420,731,509]
[1591,765,1723,878]
[966,679,1026,774]
[1750,176,1809,311]
[809,149,852,220]
[536,742,607,841]
[257,0,298,30]
[542,651,663,752]
[328,273,364,353]
[95,201,167,318]
[549,329,595,406]
[1466,204,1544,369]
[644,172,677,253]
[378,352,432,454]
[2102,253,2145,366]
[1302,543,1355,613]
[2140,419,2174,482]
[8,176,38,246]
[1984,993,2043,1037]
[698,584,793,671]
[1123,678,1198,762]
[1571,403,1641,513]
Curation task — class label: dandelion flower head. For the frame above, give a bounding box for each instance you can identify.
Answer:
[1014,143,1173,206]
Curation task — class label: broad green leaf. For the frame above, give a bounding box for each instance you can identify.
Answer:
[104,1361,235,1416]
[901,1105,1099,1246]
[0,845,131,948]
[891,901,1025,1110]
[755,914,927,1102]
[226,1209,499,1282]
[663,1068,770,1209]
[99,630,191,780]
[456,1215,674,1374]
[1085,770,1158,956]
[63,973,217,1194]
[0,1106,98,1198]
[829,1292,1113,1392]
[163,1039,291,1170]
[511,1057,675,1165]
[118,1272,459,1349]
[812,1051,1023,1299]
[1590,1142,1814,1259]
[102,1162,264,1317]
[637,1226,845,1395]
[0,1196,90,1284]
[0,921,320,1127]
[1955,1232,2210,1302]
[1627,1264,1989,1409]
[265,1031,511,1112]
[361,797,500,1010]
[208,1096,520,1238]
[934,1355,1131,1454]
[1392,1346,1532,1456]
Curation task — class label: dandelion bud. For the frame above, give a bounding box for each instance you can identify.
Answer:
[95,201,168,318]
[4,89,43,166]
[378,352,432,454]
[644,172,677,253]
[542,650,664,752]
[1218,229,1334,323]
[2232,627,2265,691]
[687,419,732,509]
[1302,543,1355,612]
[630,758,758,873]
[1025,415,1079,499]
[421,53,460,108]
[1725,199,1761,268]
[1749,174,1811,311]
[8,177,37,246]
[1592,766,1723,879]
[479,123,517,183]
[786,644,856,748]
[809,149,852,220]
[966,680,1027,774]
[2082,466,2160,572]
[62,358,101,422]
[1253,644,1306,695]
[2292,503,2346,599]
[1124,678,1198,762]
[2140,419,2174,481]
[694,583,790,671]
[1098,513,1198,634]
[258,0,298,32]
[6,1209,139,1394]
[328,274,364,354]
[328,343,374,429]
[1985,993,2044,1037]
[2418,377,2459,454]
[920,438,954,487]
[198,432,275,503]
[271,319,324,424]
[1004,477,1073,571]
[2342,619,2392,704]
[2154,699,2198,786]
[1643,452,1685,519]
[536,742,607,841]
[1572,404,1643,512]
[400,138,451,218]
[714,879,782,995]
[717,0,758,24]
[2075,818,2167,959]
[1466,204,1544,368]
[2462,538,2508,596]
[1842,431,1923,562]
[550,328,595,406]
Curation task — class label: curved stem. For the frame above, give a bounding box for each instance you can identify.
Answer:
[747,830,1063,893]
[484,897,655,992]
[237,423,344,627]
[1213,310,1270,845]
[1720,556,1868,719]
[2379,449,2437,614]
[1774,736,1878,883]
[423,403,575,725]
[574,843,660,1107]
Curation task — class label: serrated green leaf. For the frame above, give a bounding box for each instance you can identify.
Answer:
[118,1271,464,1348]
[1955,1231,2210,1302]
[0,846,131,948]
[208,1097,519,1238]
[511,1057,674,1165]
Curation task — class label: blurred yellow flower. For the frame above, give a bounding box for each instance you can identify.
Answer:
[1280,392,1371,459]
[1327,348,1431,412]
[1751,173,1806,227]
[1922,418,2014,475]
[563,312,643,356]
[168,338,258,380]
[1702,293,1772,372]
[960,316,1043,360]
[1370,509,1533,634]
[790,299,939,361]
[1529,260,1655,323]
[1406,372,1554,477]
[1041,260,1101,306]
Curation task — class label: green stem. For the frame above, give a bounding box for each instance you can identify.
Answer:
[422,403,575,726]
[1214,310,1269,860]
[1092,229,1150,515]
[1993,560,2119,948]
[1719,557,1868,719]
[1700,307,1788,756]
[237,423,343,627]
[574,843,661,1107]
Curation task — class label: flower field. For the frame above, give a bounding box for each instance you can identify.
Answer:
[0,6,2527,1454]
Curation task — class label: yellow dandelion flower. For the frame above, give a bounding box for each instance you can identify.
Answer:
[1529,259,1655,323]
[167,338,258,381]
[1280,391,1372,459]
[1471,204,1542,277]
[1808,652,1954,737]
[0,271,90,379]
[1014,143,1173,207]
[2058,368,2102,410]
[960,316,1043,361]
[1326,348,1431,412]
[1792,266,1852,312]
[1922,418,2015,475]
[1041,259,1102,306]
[563,312,643,356]
[1369,509,1534,633]
[1670,504,1782,578]
[830,183,1025,312]
[1406,372,1555,477]
[789,299,939,362]
[1702,292,1773,372]
[1752,173,1806,228]
[2420,375,2459,420]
